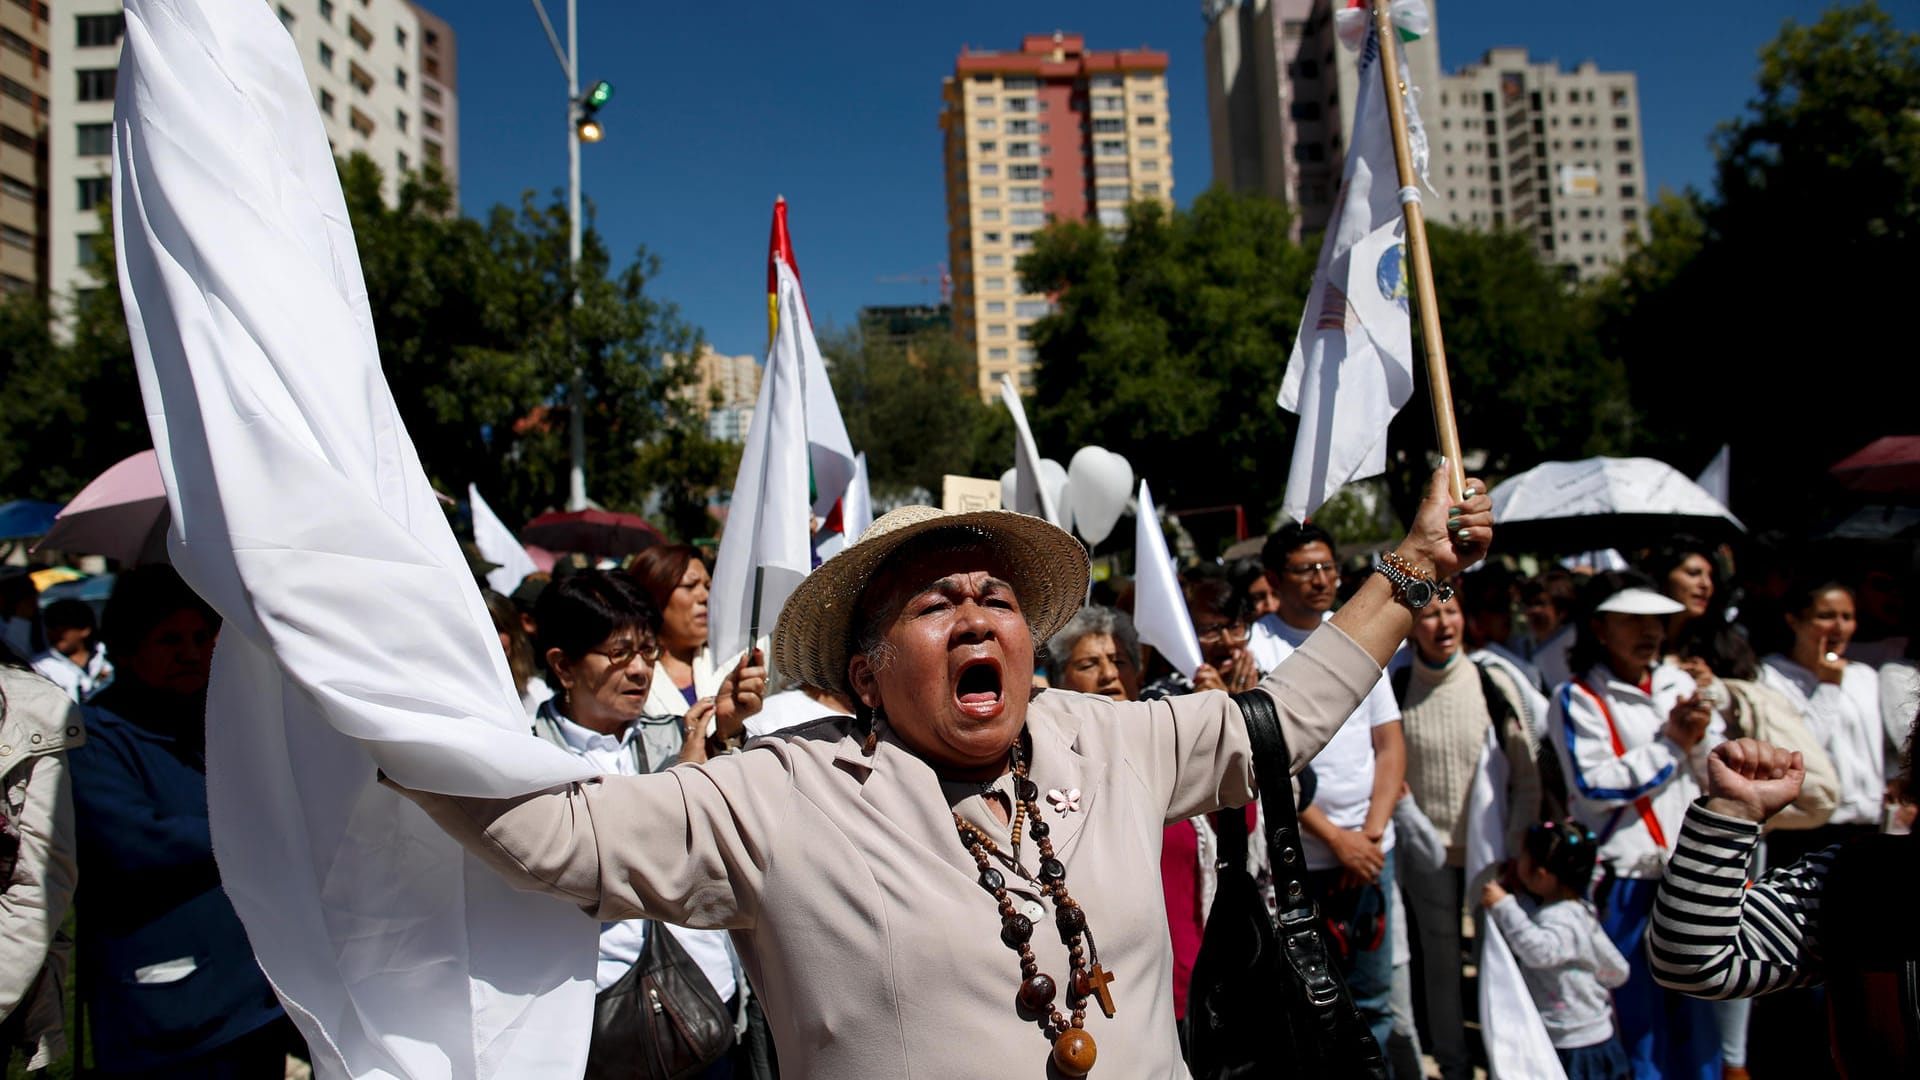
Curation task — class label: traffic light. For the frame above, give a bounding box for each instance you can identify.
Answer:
[577,79,612,142]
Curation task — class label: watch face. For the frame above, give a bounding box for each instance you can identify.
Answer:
[1403,578,1435,609]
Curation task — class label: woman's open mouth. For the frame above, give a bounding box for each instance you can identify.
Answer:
[954,658,1005,719]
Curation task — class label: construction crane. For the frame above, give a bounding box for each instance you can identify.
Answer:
[874,262,951,305]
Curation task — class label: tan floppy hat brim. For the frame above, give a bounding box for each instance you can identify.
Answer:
[771,506,1091,694]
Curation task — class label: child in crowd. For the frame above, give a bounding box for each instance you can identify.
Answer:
[1481,820,1632,1080]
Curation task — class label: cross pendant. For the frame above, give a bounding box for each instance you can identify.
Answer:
[1076,964,1117,1019]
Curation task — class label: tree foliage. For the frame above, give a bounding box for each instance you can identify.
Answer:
[0,155,726,542]
[822,323,1007,499]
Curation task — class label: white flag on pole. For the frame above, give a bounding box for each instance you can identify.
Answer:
[1277,2,1429,521]
[1132,480,1204,678]
[115,4,596,1076]
[813,452,873,562]
[999,377,1065,527]
[470,484,537,596]
[710,258,832,663]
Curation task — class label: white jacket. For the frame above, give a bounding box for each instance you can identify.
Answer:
[0,666,84,1069]
[1762,656,1885,828]
[1550,663,1720,880]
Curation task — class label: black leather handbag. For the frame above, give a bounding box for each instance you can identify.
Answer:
[585,921,736,1080]
[1184,690,1390,1080]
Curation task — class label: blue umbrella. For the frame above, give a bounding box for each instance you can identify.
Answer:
[0,500,62,541]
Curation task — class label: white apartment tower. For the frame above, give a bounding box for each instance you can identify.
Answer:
[47,0,456,314]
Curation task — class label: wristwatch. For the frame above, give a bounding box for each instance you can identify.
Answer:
[1377,552,1453,610]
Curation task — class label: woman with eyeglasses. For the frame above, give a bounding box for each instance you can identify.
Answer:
[1141,574,1258,699]
[528,571,769,1078]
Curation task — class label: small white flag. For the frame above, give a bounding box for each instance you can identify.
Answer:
[469,484,538,597]
[999,377,1065,528]
[1695,445,1731,509]
[1132,480,1203,678]
[1277,4,1428,521]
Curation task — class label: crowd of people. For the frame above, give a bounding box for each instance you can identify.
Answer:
[0,496,1913,1078]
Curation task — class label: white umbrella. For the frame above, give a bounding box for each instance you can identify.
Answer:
[1489,456,1743,553]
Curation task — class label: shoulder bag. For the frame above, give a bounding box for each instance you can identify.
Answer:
[1184,689,1390,1080]
[585,921,736,1080]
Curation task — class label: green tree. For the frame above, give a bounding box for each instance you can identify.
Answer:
[822,323,1001,498]
[1019,190,1313,546]
[1598,2,1919,526]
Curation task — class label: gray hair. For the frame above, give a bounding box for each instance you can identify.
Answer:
[1044,605,1140,683]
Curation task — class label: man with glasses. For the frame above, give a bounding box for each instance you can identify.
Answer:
[1248,523,1406,1058]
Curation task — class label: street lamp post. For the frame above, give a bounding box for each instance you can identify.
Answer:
[529,0,602,511]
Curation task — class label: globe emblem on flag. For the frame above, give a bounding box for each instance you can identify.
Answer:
[1376,243,1410,313]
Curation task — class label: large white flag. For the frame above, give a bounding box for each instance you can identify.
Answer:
[1465,729,1568,1080]
[469,484,538,596]
[114,4,597,1077]
[1132,480,1204,678]
[999,377,1065,527]
[1277,0,1430,521]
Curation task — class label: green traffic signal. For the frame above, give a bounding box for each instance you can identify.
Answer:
[583,80,613,110]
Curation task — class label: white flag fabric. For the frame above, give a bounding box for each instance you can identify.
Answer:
[1131,480,1203,678]
[812,451,872,562]
[1276,6,1427,521]
[1695,444,1731,509]
[1465,730,1568,1080]
[113,4,597,1078]
[999,378,1065,527]
[710,258,820,663]
[469,484,538,597]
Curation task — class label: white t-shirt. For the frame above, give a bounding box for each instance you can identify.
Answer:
[1762,655,1886,828]
[747,689,852,739]
[1251,613,1401,871]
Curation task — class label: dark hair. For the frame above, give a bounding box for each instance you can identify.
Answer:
[1673,618,1760,681]
[1520,569,1577,617]
[1641,535,1722,605]
[1183,575,1246,625]
[1261,521,1336,573]
[624,544,700,617]
[41,598,97,634]
[1567,569,1661,676]
[1782,577,1852,619]
[1523,818,1600,896]
[1226,557,1272,597]
[483,589,536,694]
[532,570,660,664]
[1459,564,1517,617]
[101,566,219,658]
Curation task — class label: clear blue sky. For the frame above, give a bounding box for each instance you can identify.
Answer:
[449,0,1889,362]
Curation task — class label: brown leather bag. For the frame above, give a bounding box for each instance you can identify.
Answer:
[585,922,735,1080]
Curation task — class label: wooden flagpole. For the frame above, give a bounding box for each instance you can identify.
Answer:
[1370,0,1465,500]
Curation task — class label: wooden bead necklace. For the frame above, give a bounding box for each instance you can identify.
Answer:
[951,742,1114,1077]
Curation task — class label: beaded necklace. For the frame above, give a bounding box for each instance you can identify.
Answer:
[951,740,1115,1077]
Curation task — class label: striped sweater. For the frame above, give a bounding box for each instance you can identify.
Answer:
[1648,801,1838,999]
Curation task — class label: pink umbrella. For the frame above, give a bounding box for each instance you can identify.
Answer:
[35,449,171,565]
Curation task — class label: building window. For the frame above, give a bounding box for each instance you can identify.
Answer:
[1007,142,1035,158]
[0,174,31,200]
[1619,184,1636,199]
[76,175,110,210]
[1611,87,1629,107]
[423,84,442,105]
[76,123,112,156]
[1010,187,1043,204]
[1613,115,1630,130]
[1617,161,1633,176]
[424,111,442,132]
[1095,139,1126,157]
[396,150,409,174]
[1010,209,1046,226]
[1005,97,1034,114]
[319,88,335,115]
[347,16,373,49]
[76,13,123,48]
[978,164,999,177]
[0,224,32,250]
[396,66,408,90]
[1006,119,1036,135]
[1139,159,1159,172]
[1008,164,1040,180]
[1097,207,1126,228]
[0,77,30,107]
[1140,182,1161,196]
[1092,117,1125,134]
[985,300,1007,315]
[349,62,375,94]
[319,0,335,19]
[1004,76,1037,90]
[0,28,32,60]
[424,139,442,164]
[988,347,1009,360]
[980,208,1002,223]
[974,95,994,108]
[76,69,117,102]
[1092,95,1123,112]
[1135,92,1154,104]
[984,254,1005,268]
[978,185,1000,198]
[1092,162,1127,180]
[975,118,995,132]
[319,41,334,69]
[1010,233,1033,249]
[349,107,375,137]
[1621,207,1639,223]
[395,109,408,132]
[985,277,1005,291]
[982,231,1002,244]
[987,324,1007,337]
[1095,184,1128,203]
[395,26,407,48]
[977,141,996,154]
[1015,300,1050,319]
[75,232,98,264]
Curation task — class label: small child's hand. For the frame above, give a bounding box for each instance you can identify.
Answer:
[1480,880,1508,909]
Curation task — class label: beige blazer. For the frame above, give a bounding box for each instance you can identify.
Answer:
[395,623,1383,1079]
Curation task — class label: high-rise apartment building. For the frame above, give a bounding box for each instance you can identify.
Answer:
[1430,49,1647,278]
[672,344,761,444]
[410,1,455,194]
[0,1,48,298]
[1204,1,1648,280]
[46,0,456,314]
[1203,0,1443,239]
[941,33,1173,398]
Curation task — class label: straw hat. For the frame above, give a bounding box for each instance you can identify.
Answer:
[772,506,1091,694]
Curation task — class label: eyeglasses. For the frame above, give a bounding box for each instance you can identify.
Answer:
[1282,561,1338,581]
[1194,622,1250,645]
[588,640,663,668]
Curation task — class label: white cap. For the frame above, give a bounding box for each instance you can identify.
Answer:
[1594,588,1687,617]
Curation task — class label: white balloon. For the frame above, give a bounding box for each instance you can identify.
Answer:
[999,460,1070,526]
[1066,446,1135,545]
